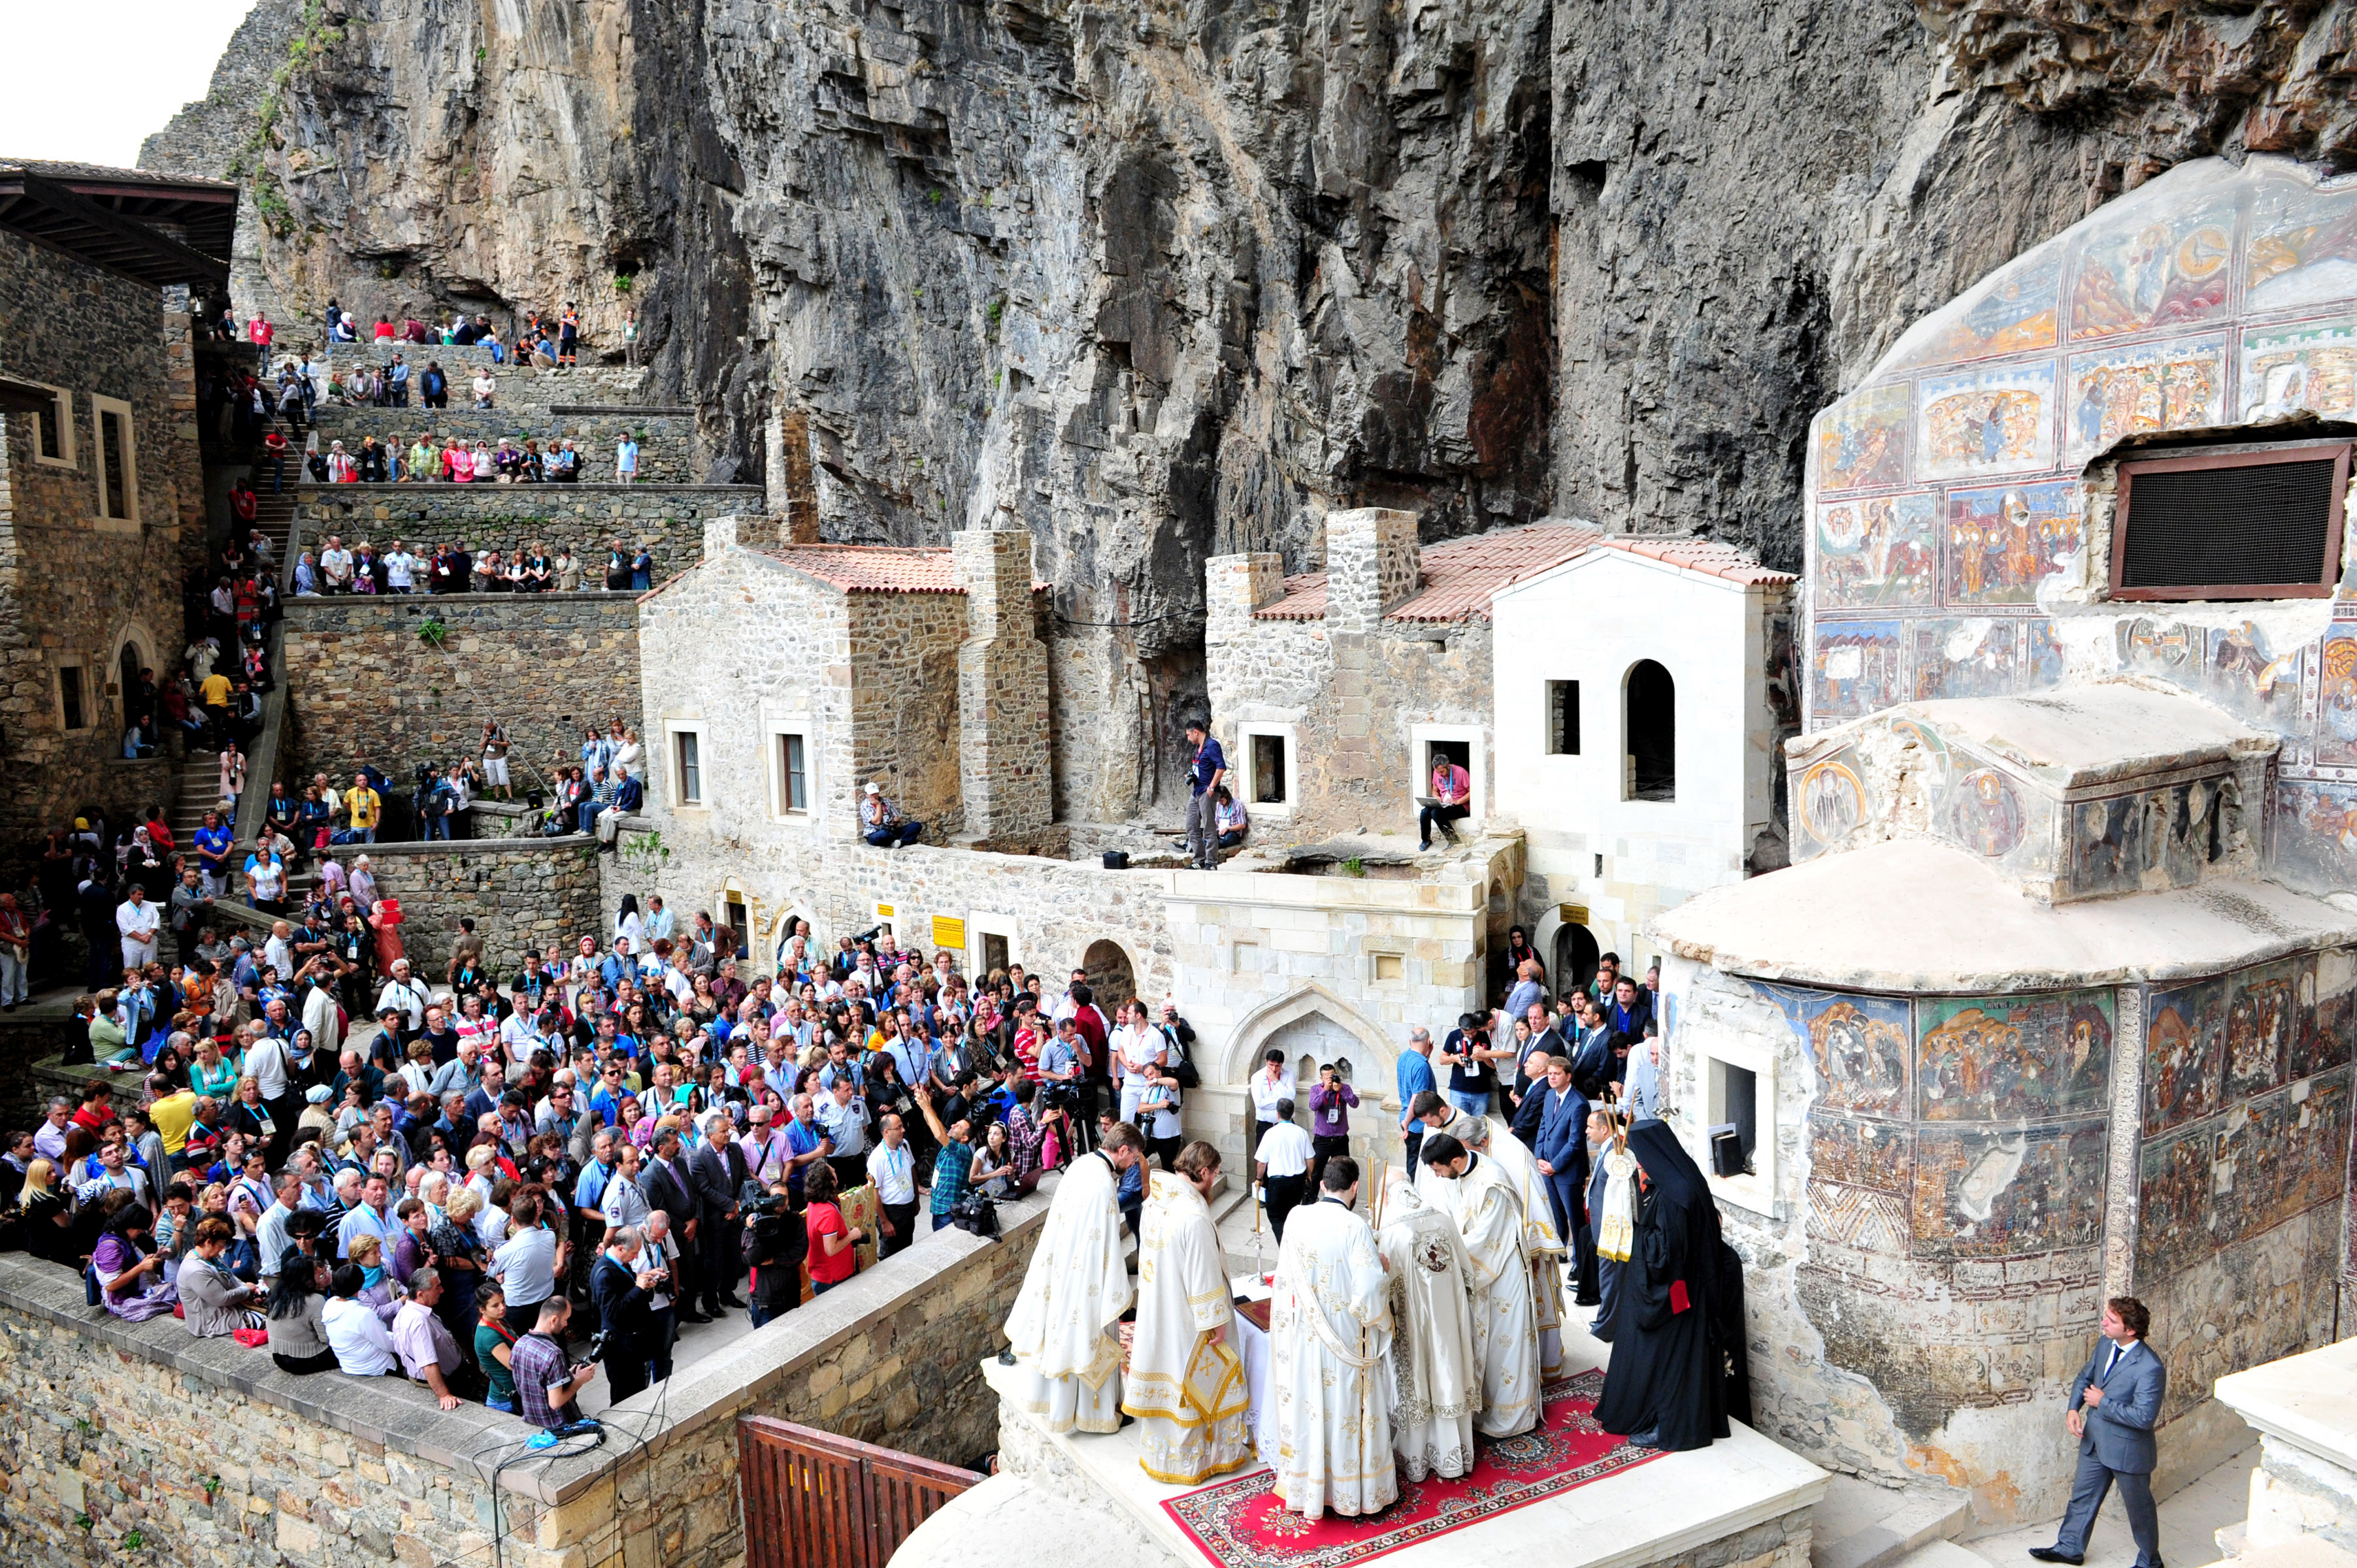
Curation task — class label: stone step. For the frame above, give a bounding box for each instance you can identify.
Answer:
[1883,1544,1990,1568]
[1811,1474,1973,1568]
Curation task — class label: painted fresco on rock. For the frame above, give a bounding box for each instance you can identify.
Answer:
[1914,619,2024,701]
[1754,982,1911,1119]
[2146,977,2228,1135]
[2075,782,2226,894]
[2246,177,2357,314]
[1797,751,1870,854]
[1896,252,2062,368]
[2241,322,2357,422]
[1918,363,2058,482]
[2075,794,2152,896]
[1910,1120,2107,1258]
[2205,622,2304,728]
[2068,201,2233,341]
[2028,619,2067,687]
[1947,766,2028,858]
[1809,1113,1913,1190]
[2137,1065,2354,1276]
[2134,1124,2213,1278]
[2273,779,2357,891]
[2298,949,2356,1081]
[1817,383,1911,493]
[1816,493,1937,608]
[2117,616,2201,679]
[1946,482,2081,606]
[2222,957,2308,1101]
[1916,990,2113,1122]
[2066,335,2227,462]
[2318,632,2357,764]
[1813,620,1906,718]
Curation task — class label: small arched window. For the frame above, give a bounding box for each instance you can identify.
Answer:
[1626,660,1675,801]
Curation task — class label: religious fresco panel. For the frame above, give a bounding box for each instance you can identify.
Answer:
[1795,749,1871,857]
[1894,252,2062,369]
[1917,363,2058,482]
[2272,779,2357,894]
[2071,781,2226,896]
[1913,619,2027,702]
[1808,1113,1913,1192]
[1945,481,2083,607]
[1910,1120,2108,1259]
[2064,335,2228,463]
[2205,622,2306,730]
[2240,322,2357,422]
[2116,616,2203,680]
[2028,619,2068,686]
[1945,765,2030,860]
[1816,383,1912,493]
[2067,199,2234,342]
[1815,493,1937,609]
[2134,1122,2213,1278]
[2318,632,2357,764]
[2222,956,2308,1101]
[1753,982,1911,1119]
[1812,620,1907,718]
[1915,989,2113,1122]
[2298,948,2356,1081]
[2135,1064,2354,1277]
[2145,977,2228,1136]
[2245,176,2357,314]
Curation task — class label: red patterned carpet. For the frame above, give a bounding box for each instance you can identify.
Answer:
[1159,1369,1662,1568]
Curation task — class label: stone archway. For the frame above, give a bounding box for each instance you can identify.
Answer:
[1225,983,1409,1175]
[1082,937,1138,1008]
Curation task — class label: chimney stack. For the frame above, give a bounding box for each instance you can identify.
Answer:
[1323,508,1420,632]
[951,525,1051,837]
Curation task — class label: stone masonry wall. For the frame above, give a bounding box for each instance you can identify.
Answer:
[0,1173,1049,1568]
[282,593,640,785]
[314,343,648,412]
[306,410,699,482]
[317,836,605,979]
[848,591,969,836]
[953,531,1052,837]
[291,483,760,583]
[0,233,199,866]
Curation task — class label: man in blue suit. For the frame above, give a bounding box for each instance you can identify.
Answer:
[1531,1054,1592,1296]
[2031,1296,2166,1568]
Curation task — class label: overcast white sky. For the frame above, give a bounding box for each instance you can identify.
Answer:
[1,1,258,168]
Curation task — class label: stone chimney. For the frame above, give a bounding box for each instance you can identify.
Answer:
[1323,508,1420,632]
[765,406,821,544]
[702,515,742,561]
[951,526,1051,837]
[1205,552,1285,636]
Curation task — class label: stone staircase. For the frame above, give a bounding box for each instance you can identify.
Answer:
[169,747,225,838]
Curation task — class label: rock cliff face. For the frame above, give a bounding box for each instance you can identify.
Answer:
[142,0,2357,817]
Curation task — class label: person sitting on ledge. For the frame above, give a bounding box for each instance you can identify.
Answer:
[861,782,922,849]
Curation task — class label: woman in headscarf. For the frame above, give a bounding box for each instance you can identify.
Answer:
[91,1203,179,1322]
[121,826,171,902]
[1592,1119,1741,1451]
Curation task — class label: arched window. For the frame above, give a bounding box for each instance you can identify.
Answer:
[1626,661,1675,801]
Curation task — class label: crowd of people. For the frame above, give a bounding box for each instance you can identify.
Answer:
[214,299,635,372]
[292,536,658,596]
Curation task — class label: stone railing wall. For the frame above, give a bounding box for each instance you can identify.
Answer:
[303,836,607,979]
[303,410,700,482]
[316,343,650,410]
[0,1174,1053,1567]
[281,593,641,792]
[289,483,760,576]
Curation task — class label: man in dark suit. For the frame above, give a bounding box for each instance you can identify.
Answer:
[1532,1054,1594,1300]
[641,1128,710,1324]
[689,1109,748,1317]
[2032,1296,2166,1568]
[589,1225,666,1403]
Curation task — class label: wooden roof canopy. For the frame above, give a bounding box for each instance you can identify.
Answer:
[0,161,235,288]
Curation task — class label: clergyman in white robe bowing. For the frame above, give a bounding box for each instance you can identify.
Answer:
[1483,1111,1568,1382]
[1272,1157,1396,1518]
[1417,1130,1540,1437]
[1004,1125,1145,1433]
[1377,1168,1481,1481]
[1122,1143,1253,1483]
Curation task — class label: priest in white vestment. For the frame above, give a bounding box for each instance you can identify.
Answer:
[1483,1111,1568,1381]
[1005,1125,1144,1433]
[1415,1130,1540,1437]
[1121,1141,1253,1482]
[1272,1156,1396,1517]
[1377,1168,1481,1481]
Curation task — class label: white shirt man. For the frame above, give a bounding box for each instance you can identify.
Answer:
[866,1134,916,1207]
[1113,1013,1166,1126]
[376,964,429,1033]
[384,547,417,592]
[116,889,159,966]
[1254,1118,1312,1178]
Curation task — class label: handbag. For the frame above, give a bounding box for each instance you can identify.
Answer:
[948,1192,1000,1239]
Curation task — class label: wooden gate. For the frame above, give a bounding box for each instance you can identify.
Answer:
[738,1416,982,1568]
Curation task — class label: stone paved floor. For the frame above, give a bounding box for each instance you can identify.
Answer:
[1956,1446,2257,1568]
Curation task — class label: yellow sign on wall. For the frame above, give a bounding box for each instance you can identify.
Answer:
[1558,903,1590,926]
[874,902,896,920]
[932,915,966,951]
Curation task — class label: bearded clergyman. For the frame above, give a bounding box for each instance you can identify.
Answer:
[1481,1109,1569,1381]
[1416,1130,1540,1437]
[1122,1140,1253,1482]
[1269,1156,1395,1517]
[1004,1122,1145,1433]
[1377,1167,1481,1481]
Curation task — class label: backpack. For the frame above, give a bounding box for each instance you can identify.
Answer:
[948,1192,1000,1239]
[1161,1026,1199,1089]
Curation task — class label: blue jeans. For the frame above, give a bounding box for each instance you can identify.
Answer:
[812,1279,838,1296]
[1447,1089,1491,1119]
[932,1211,953,1230]
[424,815,450,840]
[486,1394,517,1413]
[578,802,602,835]
[865,822,921,847]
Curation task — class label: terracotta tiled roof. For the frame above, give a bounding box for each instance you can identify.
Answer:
[1251,523,1788,622]
[1253,523,1600,623]
[1588,535,1796,586]
[754,544,1049,595]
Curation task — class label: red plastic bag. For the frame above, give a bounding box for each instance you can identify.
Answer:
[232,1326,269,1348]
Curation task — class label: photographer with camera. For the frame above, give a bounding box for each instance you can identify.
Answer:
[589,1224,668,1403]
[742,1182,808,1326]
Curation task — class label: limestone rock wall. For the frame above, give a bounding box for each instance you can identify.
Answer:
[281,593,642,785]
